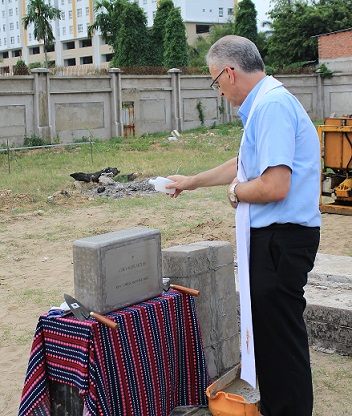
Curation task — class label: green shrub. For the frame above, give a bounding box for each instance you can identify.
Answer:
[23,135,47,147]
[13,60,30,75]
[28,62,42,69]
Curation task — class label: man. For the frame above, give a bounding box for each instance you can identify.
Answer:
[166,35,321,416]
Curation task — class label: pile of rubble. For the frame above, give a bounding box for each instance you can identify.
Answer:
[82,178,158,199]
[70,167,158,199]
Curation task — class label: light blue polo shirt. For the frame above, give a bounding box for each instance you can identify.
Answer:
[238,76,322,228]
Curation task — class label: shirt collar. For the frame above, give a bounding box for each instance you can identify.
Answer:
[238,76,268,125]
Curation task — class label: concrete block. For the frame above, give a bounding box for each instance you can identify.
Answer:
[162,241,240,380]
[73,227,162,314]
[188,241,235,267]
[162,244,212,277]
[305,304,352,355]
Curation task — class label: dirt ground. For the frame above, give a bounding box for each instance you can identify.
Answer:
[0,191,351,416]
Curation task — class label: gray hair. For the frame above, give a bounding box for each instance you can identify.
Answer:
[206,35,265,73]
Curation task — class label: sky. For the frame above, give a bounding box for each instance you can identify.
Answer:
[252,0,272,30]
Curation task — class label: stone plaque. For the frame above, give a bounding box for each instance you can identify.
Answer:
[105,239,159,306]
[73,227,162,314]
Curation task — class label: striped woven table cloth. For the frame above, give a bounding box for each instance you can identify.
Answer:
[19,291,209,416]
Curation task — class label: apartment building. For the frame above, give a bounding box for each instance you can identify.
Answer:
[0,0,235,70]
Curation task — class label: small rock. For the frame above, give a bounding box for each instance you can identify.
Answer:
[98,174,116,185]
[313,345,335,354]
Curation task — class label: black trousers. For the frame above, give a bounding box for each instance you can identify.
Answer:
[249,223,320,416]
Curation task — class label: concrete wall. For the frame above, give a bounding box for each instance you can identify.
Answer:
[1,69,352,146]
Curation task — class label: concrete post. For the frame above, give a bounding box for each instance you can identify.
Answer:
[31,68,52,142]
[162,241,240,380]
[222,96,236,124]
[109,68,124,137]
[168,68,183,132]
[316,71,325,120]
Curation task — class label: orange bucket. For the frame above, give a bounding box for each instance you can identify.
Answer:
[206,365,261,416]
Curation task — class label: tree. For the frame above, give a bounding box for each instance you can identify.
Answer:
[22,0,61,68]
[188,20,235,68]
[163,8,188,68]
[188,36,211,68]
[150,0,174,66]
[113,2,151,66]
[88,0,128,59]
[234,0,258,44]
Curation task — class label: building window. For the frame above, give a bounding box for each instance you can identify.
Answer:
[17,35,20,43]
[80,38,92,47]
[78,24,83,33]
[3,24,6,31]
[63,40,75,50]
[153,11,156,19]
[2,51,9,58]
[219,8,223,17]
[228,8,234,16]
[30,46,40,55]
[102,53,113,62]
[61,11,65,19]
[16,7,18,15]
[4,38,7,45]
[69,25,73,34]
[77,8,82,17]
[69,10,72,19]
[10,23,14,30]
[64,58,76,66]
[61,0,64,4]
[47,43,55,52]
[9,9,13,16]
[62,27,66,35]
[10,37,14,44]
[12,49,21,57]
[2,11,4,18]
[16,21,19,29]
[202,9,205,12]
[86,7,89,15]
[80,56,93,65]
[29,34,32,41]
[196,24,210,34]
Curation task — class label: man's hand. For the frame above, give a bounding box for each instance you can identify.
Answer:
[165,175,196,198]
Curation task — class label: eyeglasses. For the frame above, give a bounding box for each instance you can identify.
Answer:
[210,67,234,90]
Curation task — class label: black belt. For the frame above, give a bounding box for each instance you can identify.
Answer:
[251,223,319,230]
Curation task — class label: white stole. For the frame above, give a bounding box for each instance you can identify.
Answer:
[236,76,283,388]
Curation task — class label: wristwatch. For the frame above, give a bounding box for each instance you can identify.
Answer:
[228,182,239,204]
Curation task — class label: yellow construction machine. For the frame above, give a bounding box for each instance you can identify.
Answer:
[318,116,352,215]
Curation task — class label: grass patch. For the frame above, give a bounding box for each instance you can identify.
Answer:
[0,123,242,206]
